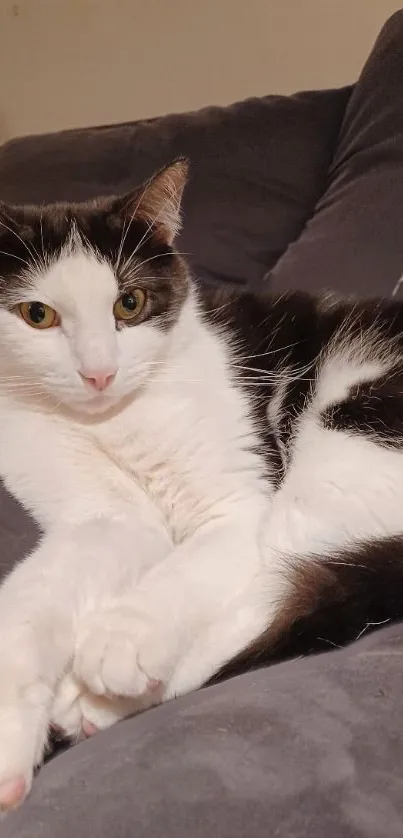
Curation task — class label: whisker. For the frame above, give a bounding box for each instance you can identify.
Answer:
[241,343,304,360]
[149,378,204,385]
[129,181,181,261]
[355,617,391,642]
[45,395,65,415]
[0,380,46,385]
[115,185,149,271]
[130,206,166,258]
[0,250,30,267]
[122,251,191,276]
[0,383,48,390]
[145,375,311,388]
[234,364,282,377]
[0,221,41,270]
[39,209,48,269]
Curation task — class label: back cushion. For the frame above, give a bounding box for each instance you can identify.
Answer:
[0,90,349,290]
[269,10,403,299]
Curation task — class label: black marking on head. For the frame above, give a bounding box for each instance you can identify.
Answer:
[0,159,190,330]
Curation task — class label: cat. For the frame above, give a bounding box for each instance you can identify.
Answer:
[0,159,403,811]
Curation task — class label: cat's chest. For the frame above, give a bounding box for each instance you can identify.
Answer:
[89,379,268,540]
[90,395,226,539]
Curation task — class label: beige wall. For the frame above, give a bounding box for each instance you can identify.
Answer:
[0,0,401,143]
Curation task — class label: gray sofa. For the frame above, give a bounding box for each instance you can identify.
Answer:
[1,11,403,836]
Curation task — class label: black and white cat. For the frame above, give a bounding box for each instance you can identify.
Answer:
[0,159,403,810]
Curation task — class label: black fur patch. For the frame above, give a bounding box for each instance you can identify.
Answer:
[198,288,322,483]
[196,291,403,682]
[322,369,403,448]
[211,535,403,683]
[199,288,403,481]
[0,193,188,330]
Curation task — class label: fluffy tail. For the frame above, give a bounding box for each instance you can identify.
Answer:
[212,535,403,683]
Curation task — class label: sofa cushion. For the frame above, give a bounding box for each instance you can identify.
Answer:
[0,89,350,290]
[269,10,403,299]
[2,623,403,838]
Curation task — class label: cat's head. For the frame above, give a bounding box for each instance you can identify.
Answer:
[0,159,190,415]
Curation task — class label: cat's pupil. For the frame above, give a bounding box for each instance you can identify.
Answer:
[122,294,136,312]
[29,303,45,324]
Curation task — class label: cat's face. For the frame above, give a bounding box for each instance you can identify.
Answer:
[0,160,189,415]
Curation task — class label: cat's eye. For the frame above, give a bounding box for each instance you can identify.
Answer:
[114,289,146,322]
[18,302,59,330]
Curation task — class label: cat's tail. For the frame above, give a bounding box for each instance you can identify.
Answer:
[212,534,403,682]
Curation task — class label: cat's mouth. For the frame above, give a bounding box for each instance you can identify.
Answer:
[82,389,117,410]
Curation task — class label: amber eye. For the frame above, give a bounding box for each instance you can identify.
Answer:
[114,289,146,322]
[19,302,59,330]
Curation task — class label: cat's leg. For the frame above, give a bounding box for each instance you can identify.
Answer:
[73,496,280,699]
[165,586,270,699]
[0,515,170,811]
[0,531,74,810]
[74,416,403,703]
[170,408,403,693]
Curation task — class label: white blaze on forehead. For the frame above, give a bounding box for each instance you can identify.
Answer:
[32,247,118,313]
[31,247,120,373]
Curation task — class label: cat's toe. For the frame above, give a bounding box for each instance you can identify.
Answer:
[74,611,155,699]
[80,691,148,729]
[81,718,98,737]
[51,669,143,743]
[75,627,149,696]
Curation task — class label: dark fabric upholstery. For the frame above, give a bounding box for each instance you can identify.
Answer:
[269,11,403,298]
[0,11,402,837]
[0,89,350,290]
[2,625,403,838]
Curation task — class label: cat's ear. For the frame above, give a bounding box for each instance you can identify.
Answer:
[117,159,189,245]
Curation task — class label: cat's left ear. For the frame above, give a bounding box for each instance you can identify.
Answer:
[117,159,189,245]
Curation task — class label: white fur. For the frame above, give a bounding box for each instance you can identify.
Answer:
[0,247,273,805]
[0,248,402,808]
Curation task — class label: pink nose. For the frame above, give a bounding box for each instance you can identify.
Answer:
[79,370,116,391]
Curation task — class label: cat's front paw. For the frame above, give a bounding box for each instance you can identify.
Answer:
[73,609,163,700]
[51,671,147,740]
